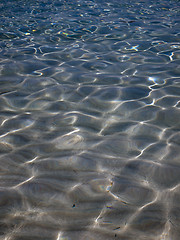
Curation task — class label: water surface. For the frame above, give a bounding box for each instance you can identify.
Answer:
[0,0,180,239]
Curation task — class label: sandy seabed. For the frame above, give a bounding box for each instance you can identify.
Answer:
[0,0,180,239]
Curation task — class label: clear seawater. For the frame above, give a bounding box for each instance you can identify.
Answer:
[0,0,180,239]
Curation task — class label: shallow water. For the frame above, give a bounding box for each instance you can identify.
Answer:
[0,0,180,239]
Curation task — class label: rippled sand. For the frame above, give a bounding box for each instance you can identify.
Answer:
[0,0,180,239]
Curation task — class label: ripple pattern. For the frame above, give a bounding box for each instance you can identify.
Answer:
[0,0,180,239]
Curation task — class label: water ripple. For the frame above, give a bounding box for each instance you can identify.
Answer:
[0,0,180,239]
